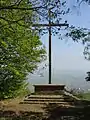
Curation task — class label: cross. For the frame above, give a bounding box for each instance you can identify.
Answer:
[32,9,69,84]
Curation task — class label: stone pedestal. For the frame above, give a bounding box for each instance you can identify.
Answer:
[33,84,65,93]
[21,84,81,106]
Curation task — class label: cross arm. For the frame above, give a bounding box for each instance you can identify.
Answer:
[32,23,69,27]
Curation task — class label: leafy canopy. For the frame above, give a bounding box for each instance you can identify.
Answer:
[0,0,46,99]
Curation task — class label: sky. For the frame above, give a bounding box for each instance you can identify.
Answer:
[28,0,90,88]
[41,0,90,71]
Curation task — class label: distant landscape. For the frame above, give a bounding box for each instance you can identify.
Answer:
[28,70,90,92]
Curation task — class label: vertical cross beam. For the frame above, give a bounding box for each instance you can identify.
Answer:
[49,9,51,84]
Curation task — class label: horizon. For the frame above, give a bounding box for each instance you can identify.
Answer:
[28,69,90,92]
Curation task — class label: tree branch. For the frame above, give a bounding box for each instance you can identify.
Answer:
[7,0,24,7]
[0,16,24,23]
[0,6,47,11]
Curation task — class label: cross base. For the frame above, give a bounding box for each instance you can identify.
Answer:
[33,84,65,93]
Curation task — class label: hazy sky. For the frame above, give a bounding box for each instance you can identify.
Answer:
[41,0,90,72]
[28,1,90,88]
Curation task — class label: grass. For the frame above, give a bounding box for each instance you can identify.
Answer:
[82,92,90,100]
[76,92,90,101]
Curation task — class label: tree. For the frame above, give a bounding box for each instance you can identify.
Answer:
[1,0,90,99]
[77,0,90,6]
[0,0,71,99]
[0,0,46,99]
[0,0,70,34]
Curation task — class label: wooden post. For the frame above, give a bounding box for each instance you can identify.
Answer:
[49,9,52,84]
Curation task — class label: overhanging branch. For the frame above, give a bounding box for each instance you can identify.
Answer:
[0,16,24,23]
[6,0,24,7]
[0,6,47,11]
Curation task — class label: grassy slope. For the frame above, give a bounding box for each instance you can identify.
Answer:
[82,92,90,100]
[77,92,90,101]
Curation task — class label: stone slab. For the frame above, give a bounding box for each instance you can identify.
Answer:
[33,84,65,93]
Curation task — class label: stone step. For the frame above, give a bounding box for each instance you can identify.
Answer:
[27,96,74,101]
[24,98,64,102]
[27,95,69,99]
[24,98,74,102]
[20,101,73,105]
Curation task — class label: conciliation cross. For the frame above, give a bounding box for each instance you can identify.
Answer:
[32,9,69,84]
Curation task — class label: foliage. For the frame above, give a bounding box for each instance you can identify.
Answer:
[67,87,85,99]
[0,0,69,35]
[81,92,90,100]
[66,26,90,81]
[34,0,69,36]
[67,87,90,100]
[66,25,90,59]
[77,0,90,6]
[85,72,90,81]
[0,0,72,99]
[0,0,46,99]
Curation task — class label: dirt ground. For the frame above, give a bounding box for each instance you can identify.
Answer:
[0,97,44,114]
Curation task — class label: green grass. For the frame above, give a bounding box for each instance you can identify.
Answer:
[82,92,90,100]
[77,92,90,100]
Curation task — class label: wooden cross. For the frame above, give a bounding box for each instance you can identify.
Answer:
[32,9,69,84]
